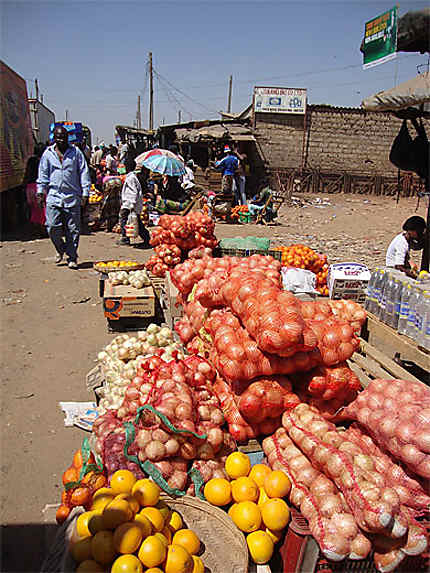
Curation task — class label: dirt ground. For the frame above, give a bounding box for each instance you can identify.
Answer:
[0,193,427,571]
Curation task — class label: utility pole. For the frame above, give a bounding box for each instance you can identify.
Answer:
[149,52,154,131]
[137,95,141,130]
[178,110,182,124]
[65,109,69,121]
[35,78,39,101]
[227,75,233,113]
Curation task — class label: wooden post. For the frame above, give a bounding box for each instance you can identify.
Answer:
[149,52,154,131]
[227,75,232,113]
[137,95,141,130]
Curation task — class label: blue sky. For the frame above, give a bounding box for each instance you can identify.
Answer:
[3,0,428,144]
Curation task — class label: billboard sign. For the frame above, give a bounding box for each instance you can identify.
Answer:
[363,6,398,69]
[253,86,307,114]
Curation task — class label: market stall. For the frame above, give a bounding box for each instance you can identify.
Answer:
[43,211,429,573]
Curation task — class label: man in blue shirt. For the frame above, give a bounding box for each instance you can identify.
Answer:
[37,126,91,269]
[214,145,238,195]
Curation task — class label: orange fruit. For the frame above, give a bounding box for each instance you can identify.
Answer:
[110,470,137,494]
[161,525,173,544]
[257,486,270,507]
[63,466,79,485]
[134,512,152,537]
[132,479,160,507]
[70,536,92,563]
[137,535,166,568]
[204,478,232,506]
[111,554,143,573]
[140,507,164,532]
[164,544,194,573]
[261,498,290,530]
[263,470,291,498]
[155,500,172,522]
[172,529,201,555]
[154,531,169,547]
[145,569,164,573]
[167,510,183,533]
[231,477,258,503]
[113,521,143,553]
[225,452,251,479]
[249,464,272,487]
[265,527,284,544]
[87,512,106,536]
[102,498,133,529]
[56,504,71,524]
[76,560,104,572]
[247,530,274,564]
[91,530,116,565]
[191,555,205,573]
[229,501,261,533]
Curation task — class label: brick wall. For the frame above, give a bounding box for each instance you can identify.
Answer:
[254,106,430,178]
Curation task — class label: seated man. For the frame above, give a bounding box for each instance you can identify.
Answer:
[248,181,275,221]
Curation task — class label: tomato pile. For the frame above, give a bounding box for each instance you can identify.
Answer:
[145,211,218,277]
[230,205,250,222]
[273,244,329,295]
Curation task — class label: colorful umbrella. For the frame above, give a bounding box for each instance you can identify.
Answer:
[135,148,186,176]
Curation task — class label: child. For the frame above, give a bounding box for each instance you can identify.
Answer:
[385,215,427,277]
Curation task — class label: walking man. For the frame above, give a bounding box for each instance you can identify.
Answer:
[36,126,91,269]
[214,145,238,199]
[118,163,150,247]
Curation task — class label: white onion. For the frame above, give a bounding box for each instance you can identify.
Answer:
[145,440,166,461]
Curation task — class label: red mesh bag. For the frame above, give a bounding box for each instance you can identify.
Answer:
[299,300,334,321]
[263,428,372,561]
[327,299,367,333]
[237,376,300,424]
[306,319,360,366]
[174,316,195,344]
[343,378,430,479]
[293,363,361,402]
[282,404,407,537]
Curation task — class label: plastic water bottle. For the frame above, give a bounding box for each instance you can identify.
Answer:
[417,291,430,350]
[392,279,402,329]
[382,274,395,326]
[398,283,412,335]
[378,270,388,321]
[365,268,378,313]
[405,287,421,340]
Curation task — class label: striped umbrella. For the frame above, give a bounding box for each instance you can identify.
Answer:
[135,148,186,176]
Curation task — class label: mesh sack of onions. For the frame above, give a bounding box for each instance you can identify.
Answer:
[306,319,360,366]
[145,255,169,277]
[343,379,430,479]
[212,375,257,442]
[206,310,320,383]
[149,227,176,247]
[183,299,208,334]
[188,246,213,259]
[185,335,211,359]
[150,457,189,492]
[174,315,195,345]
[186,458,228,495]
[237,376,300,424]
[154,244,182,267]
[282,404,407,537]
[263,428,372,562]
[344,424,430,512]
[299,300,334,321]
[185,211,216,237]
[292,363,361,402]
[327,299,367,333]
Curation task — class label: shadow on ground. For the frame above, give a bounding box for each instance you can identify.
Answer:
[1,523,58,572]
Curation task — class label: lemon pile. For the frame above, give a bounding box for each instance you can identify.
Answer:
[96,261,142,271]
[203,452,291,565]
[70,469,204,573]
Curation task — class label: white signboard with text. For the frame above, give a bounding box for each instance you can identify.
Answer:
[254,86,307,114]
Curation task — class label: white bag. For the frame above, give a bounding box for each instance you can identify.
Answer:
[125,212,139,239]
[281,267,319,294]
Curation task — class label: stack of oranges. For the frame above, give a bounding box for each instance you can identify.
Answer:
[273,244,329,295]
[203,452,291,565]
[69,469,204,573]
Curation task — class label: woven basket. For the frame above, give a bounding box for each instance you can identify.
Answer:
[160,494,249,573]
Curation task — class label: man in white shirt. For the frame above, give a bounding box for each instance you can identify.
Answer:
[118,164,150,247]
[386,216,426,276]
[181,159,195,191]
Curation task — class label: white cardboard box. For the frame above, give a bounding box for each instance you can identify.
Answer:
[328,262,370,301]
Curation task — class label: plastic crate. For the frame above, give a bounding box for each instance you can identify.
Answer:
[218,247,282,261]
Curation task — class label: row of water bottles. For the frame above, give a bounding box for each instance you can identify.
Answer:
[365,267,430,350]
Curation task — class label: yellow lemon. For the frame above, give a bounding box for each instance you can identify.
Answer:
[154,531,169,547]
[229,501,261,533]
[204,478,232,506]
[231,476,259,503]
[70,536,92,563]
[115,493,140,515]
[167,510,183,533]
[263,470,291,499]
[140,507,164,532]
[161,525,173,544]
[247,530,274,564]
[76,560,104,572]
[132,479,161,507]
[144,569,164,573]
[192,555,205,573]
[172,529,201,556]
[164,544,194,573]
[113,521,143,554]
[261,498,290,530]
[76,511,98,538]
[90,530,116,565]
[249,464,272,488]
[137,535,166,568]
[134,512,152,537]
[225,452,251,479]
[111,554,143,573]
[155,499,172,521]
[102,498,133,530]
[92,488,115,511]
[110,470,137,495]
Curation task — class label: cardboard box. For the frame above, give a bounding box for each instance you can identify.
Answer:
[163,273,184,328]
[328,262,370,301]
[103,280,155,319]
